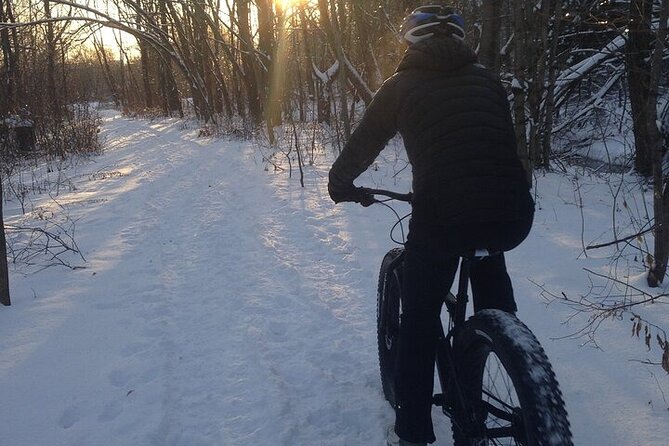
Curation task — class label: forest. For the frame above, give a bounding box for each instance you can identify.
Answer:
[1,0,669,363]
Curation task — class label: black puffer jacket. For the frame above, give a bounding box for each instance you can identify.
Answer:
[329,37,534,231]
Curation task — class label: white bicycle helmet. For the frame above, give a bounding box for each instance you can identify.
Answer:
[400,5,465,45]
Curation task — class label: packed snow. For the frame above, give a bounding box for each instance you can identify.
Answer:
[1,110,668,445]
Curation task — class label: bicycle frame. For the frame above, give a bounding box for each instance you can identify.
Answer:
[363,187,489,429]
[434,256,479,423]
[384,245,490,433]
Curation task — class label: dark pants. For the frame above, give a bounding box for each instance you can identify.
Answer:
[393,220,523,444]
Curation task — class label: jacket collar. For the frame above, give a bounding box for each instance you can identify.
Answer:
[396,37,478,73]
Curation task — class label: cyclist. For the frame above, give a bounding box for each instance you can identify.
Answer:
[327,5,534,446]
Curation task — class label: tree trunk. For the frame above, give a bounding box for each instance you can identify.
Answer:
[541,0,563,167]
[0,0,17,115]
[352,2,379,89]
[118,42,128,113]
[646,0,669,286]
[479,0,502,73]
[263,3,283,132]
[528,0,553,170]
[136,0,154,109]
[0,178,10,306]
[193,1,217,118]
[512,0,532,185]
[157,0,183,116]
[318,0,351,139]
[237,0,263,124]
[44,0,60,116]
[93,38,121,106]
[626,0,654,176]
[200,0,238,118]
[257,0,275,124]
[139,42,154,109]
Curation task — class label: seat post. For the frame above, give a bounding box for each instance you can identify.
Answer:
[454,257,471,327]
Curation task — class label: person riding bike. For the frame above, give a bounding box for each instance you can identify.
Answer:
[327,5,534,446]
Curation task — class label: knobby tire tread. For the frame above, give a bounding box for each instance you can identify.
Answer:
[377,247,404,408]
[452,309,572,446]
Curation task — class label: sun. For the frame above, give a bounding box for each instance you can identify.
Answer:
[275,0,306,11]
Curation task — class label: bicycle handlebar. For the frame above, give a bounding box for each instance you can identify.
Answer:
[359,187,413,203]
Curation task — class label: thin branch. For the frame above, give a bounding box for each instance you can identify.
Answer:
[586,224,656,250]
[582,268,668,310]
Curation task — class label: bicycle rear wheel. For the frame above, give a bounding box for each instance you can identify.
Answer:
[452,309,572,446]
[376,247,404,408]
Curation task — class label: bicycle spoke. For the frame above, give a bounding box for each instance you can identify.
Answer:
[483,354,517,412]
[478,352,524,445]
[482,387,516,413]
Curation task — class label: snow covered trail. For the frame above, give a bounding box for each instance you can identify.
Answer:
[2,111,669,446]
[0,111,395,446]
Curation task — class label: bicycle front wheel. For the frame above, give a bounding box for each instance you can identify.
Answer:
[377,247,404,408]
[452,309,572,446]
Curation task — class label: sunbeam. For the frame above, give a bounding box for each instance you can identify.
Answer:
[275,0,307,12]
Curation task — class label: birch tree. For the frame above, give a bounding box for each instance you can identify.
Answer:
[0,178,9,306]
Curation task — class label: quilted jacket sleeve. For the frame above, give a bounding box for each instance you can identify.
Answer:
[328,77,401,192]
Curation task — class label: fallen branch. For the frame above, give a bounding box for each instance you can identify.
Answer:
[581,268,668,310]
[586,224,655,250]
[5,215,86,271]
[532,268,669,374]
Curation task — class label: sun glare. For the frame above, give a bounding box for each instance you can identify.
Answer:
[276,0,306,11]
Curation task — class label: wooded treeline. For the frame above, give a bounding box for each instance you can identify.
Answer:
[1,0,669,304]
[2,1,667,157]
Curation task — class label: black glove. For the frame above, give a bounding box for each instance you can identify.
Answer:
[328,183,374,207]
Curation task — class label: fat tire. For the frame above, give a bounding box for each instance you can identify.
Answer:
[452,309,572,446]
[376,247,404,408]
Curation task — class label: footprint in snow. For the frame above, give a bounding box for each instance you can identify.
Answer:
[108,368,133,388]
[58,405,81,429]
[98,400,123,423]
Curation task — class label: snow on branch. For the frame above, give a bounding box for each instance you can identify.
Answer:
[554,35,626,104]
[342,54,375,103]
[312,61,339,84]
[552,70,624,133]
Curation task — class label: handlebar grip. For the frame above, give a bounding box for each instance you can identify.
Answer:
[358,187,413,203]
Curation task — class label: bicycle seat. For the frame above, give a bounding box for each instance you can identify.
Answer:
[460,248,501,260]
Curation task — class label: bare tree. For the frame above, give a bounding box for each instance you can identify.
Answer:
[645,0,669,286]
[237,0,263,124]
[511,0,531,183]
[0,177,9,306]
[0,0,18,115]
[626,0,658,177]
[478,0,502,72]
